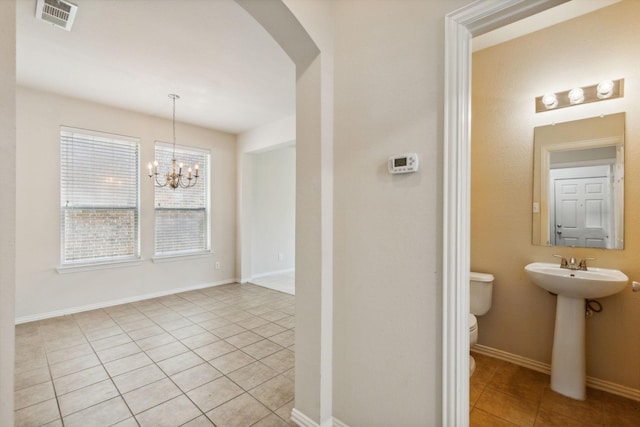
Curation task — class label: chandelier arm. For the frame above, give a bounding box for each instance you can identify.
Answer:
[153,174,168,188]
[177,175,198,189]
[178,177,190,189]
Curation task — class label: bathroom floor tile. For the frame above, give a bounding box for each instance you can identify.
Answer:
[470,408,518,426]
[469,354,639,427]
[533,408,598,427]
[476,389,538,427]
[538,387,605,425]
[487,363,548,403]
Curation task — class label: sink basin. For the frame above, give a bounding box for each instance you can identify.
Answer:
[525,262,628,299]
[524,261,628,400]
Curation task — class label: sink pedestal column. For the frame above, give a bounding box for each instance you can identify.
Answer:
[551,295,586,400]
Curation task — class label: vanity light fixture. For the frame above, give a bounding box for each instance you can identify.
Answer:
[535,78,624,113]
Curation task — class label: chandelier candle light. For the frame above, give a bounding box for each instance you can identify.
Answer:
[148,94,199,189]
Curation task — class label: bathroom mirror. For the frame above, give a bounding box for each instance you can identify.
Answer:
[532,113,625,249]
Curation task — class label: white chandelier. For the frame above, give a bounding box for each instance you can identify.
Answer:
[147,94,199,189]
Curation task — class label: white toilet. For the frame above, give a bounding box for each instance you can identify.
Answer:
[469,271,494,376]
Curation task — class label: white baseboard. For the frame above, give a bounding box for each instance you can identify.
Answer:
[15,278,238,324]
[472,344,640,402]
[472,344,551,375]
[291,409,319,427]
[290,409,349,427]
[332,417,350,427]
[250,268,295,281]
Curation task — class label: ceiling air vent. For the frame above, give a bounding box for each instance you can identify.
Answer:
[35,0,78,31]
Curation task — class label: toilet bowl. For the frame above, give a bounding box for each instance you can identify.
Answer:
[469,272,494,377]
[469,314,478,375]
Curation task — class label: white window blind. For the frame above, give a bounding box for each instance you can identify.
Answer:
[154,142,210,256]
[60,128,140,265]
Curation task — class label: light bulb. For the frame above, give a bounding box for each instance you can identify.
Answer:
[597,80,614,99]
[541,93,558,109]
[568,87,584,104]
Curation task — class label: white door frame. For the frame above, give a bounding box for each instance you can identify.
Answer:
[442,1,568,424]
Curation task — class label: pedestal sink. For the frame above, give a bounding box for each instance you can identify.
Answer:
[524,262,628,400]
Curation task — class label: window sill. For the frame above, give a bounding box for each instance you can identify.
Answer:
[57,258,143,274]
[152,251,213,264]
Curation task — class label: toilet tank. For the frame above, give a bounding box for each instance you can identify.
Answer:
[470,272,494,316]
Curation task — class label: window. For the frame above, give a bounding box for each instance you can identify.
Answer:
[154,142,210,256]
[60,127,140,265]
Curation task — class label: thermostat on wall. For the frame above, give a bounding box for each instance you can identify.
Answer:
[388,153,419,174]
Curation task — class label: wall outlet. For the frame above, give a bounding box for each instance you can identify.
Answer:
[278,252,284,261]
[215,261,221,270]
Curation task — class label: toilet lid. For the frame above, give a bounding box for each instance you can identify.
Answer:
[469,314,477,332]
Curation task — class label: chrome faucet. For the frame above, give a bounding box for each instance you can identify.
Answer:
[553,255,595,271]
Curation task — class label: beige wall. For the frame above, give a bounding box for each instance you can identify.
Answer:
[237,115,295,283]
[472,0,640,390]
[15,87,237,319]
[332,0,470,424]
[251,146,296,276]
[0,1,16,424]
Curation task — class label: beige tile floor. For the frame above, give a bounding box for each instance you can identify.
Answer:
[470,352,640,426]
[14,283,296,427]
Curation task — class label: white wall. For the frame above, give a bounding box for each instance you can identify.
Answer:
[0,1,16,424]
[15,87,237,320]
[251,146,296,276]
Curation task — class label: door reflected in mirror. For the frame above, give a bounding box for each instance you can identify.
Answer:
[532,113,624,249]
